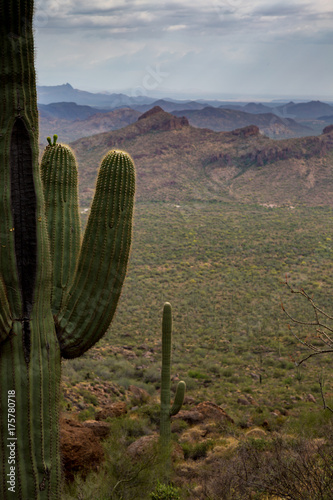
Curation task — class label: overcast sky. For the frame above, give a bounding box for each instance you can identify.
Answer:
[34,0,333,100]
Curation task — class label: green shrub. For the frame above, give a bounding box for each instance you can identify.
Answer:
[77,407,96,422]
[188,369,207,379]
[181,439,214,460]
[143,367,161,384]
[245,437,271,451]
[80,389,98,406]
[171,419,189,434]
[138,403,161,426]
[150,481,182,500]
[286,407,333,437]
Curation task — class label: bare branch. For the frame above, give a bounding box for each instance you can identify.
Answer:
[296,349,333,366]
[282,305,318,327]
[289,328,321,353]
[283,278,333,363]
[317,329,333,347]
[319,375,333,413]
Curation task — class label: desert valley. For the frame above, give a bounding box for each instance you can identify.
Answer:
[39,84,333,499]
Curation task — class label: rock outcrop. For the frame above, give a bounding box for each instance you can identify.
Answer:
[96,401,127,420]
[232,125,260,138]
[60,417,105,481]
[174,401,234,425]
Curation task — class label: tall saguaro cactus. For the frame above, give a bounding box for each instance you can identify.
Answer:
[0,2,135,499]
[160,303,186,449]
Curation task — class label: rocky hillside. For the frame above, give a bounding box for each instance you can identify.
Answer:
[66,107,333,208]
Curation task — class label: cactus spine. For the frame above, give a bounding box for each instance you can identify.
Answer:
[160,303,186,448]
[0,2,135,499]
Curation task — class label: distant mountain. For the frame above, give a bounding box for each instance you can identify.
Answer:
[36,85,333,143]
[38,102,110,121]
[219,101,333,120]
[132,99,207,113]
[275,100,333,119]
[219,102,274,114]
[133,100,275,115]
[38,101,320,147]
[37,83,155,108]
[68,106,333,208]
[39,107,141,144]
[172,107,312,139]
[318,115,333,123]
[37,84,333,121]
[242,102,274,114]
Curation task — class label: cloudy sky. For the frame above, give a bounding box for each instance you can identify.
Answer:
[34,0,333,100]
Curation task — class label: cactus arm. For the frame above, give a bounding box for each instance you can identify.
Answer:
[40,139,81,315]
[170,381,186,416]
[56,150,135,359]
[0,275,12,342]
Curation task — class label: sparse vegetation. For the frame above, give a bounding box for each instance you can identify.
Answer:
[61,199,333,498]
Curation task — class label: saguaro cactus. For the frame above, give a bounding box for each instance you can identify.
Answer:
[160,303,186,448]
[0,2,135,499]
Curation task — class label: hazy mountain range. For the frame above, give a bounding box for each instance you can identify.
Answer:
[39,105,141,143]
[37,83,333,118]
[37,85,333,210]
[61,106,333,209]
[37,84,333,143]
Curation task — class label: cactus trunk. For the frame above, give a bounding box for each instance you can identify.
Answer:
[160,303,173,445]
[0,1,135,498]
[160,303,186,449]
[0,2,61,498]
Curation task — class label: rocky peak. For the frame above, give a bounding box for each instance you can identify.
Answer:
[138,105,164,121]
[137,106,189,132]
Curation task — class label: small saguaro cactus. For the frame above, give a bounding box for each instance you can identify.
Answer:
[160,303,186,448]
[0,2,135,498]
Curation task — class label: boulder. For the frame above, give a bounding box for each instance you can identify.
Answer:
[60,417,104,481]
[237,397,250,406]
[174,401,234,425]
[96,401,127,420]
[127,434,184,461]
[128,385,150,404]
[306,393,317,404]
[127,434,158,459]
[82,420,110,438]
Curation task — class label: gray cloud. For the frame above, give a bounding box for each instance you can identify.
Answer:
[34,0,333,52]
[34,0,333,98]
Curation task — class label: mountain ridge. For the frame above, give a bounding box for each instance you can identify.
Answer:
[65,107,333,208]
[38,102,322,143]
[39,106,141,143]
[172,107,311,139]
